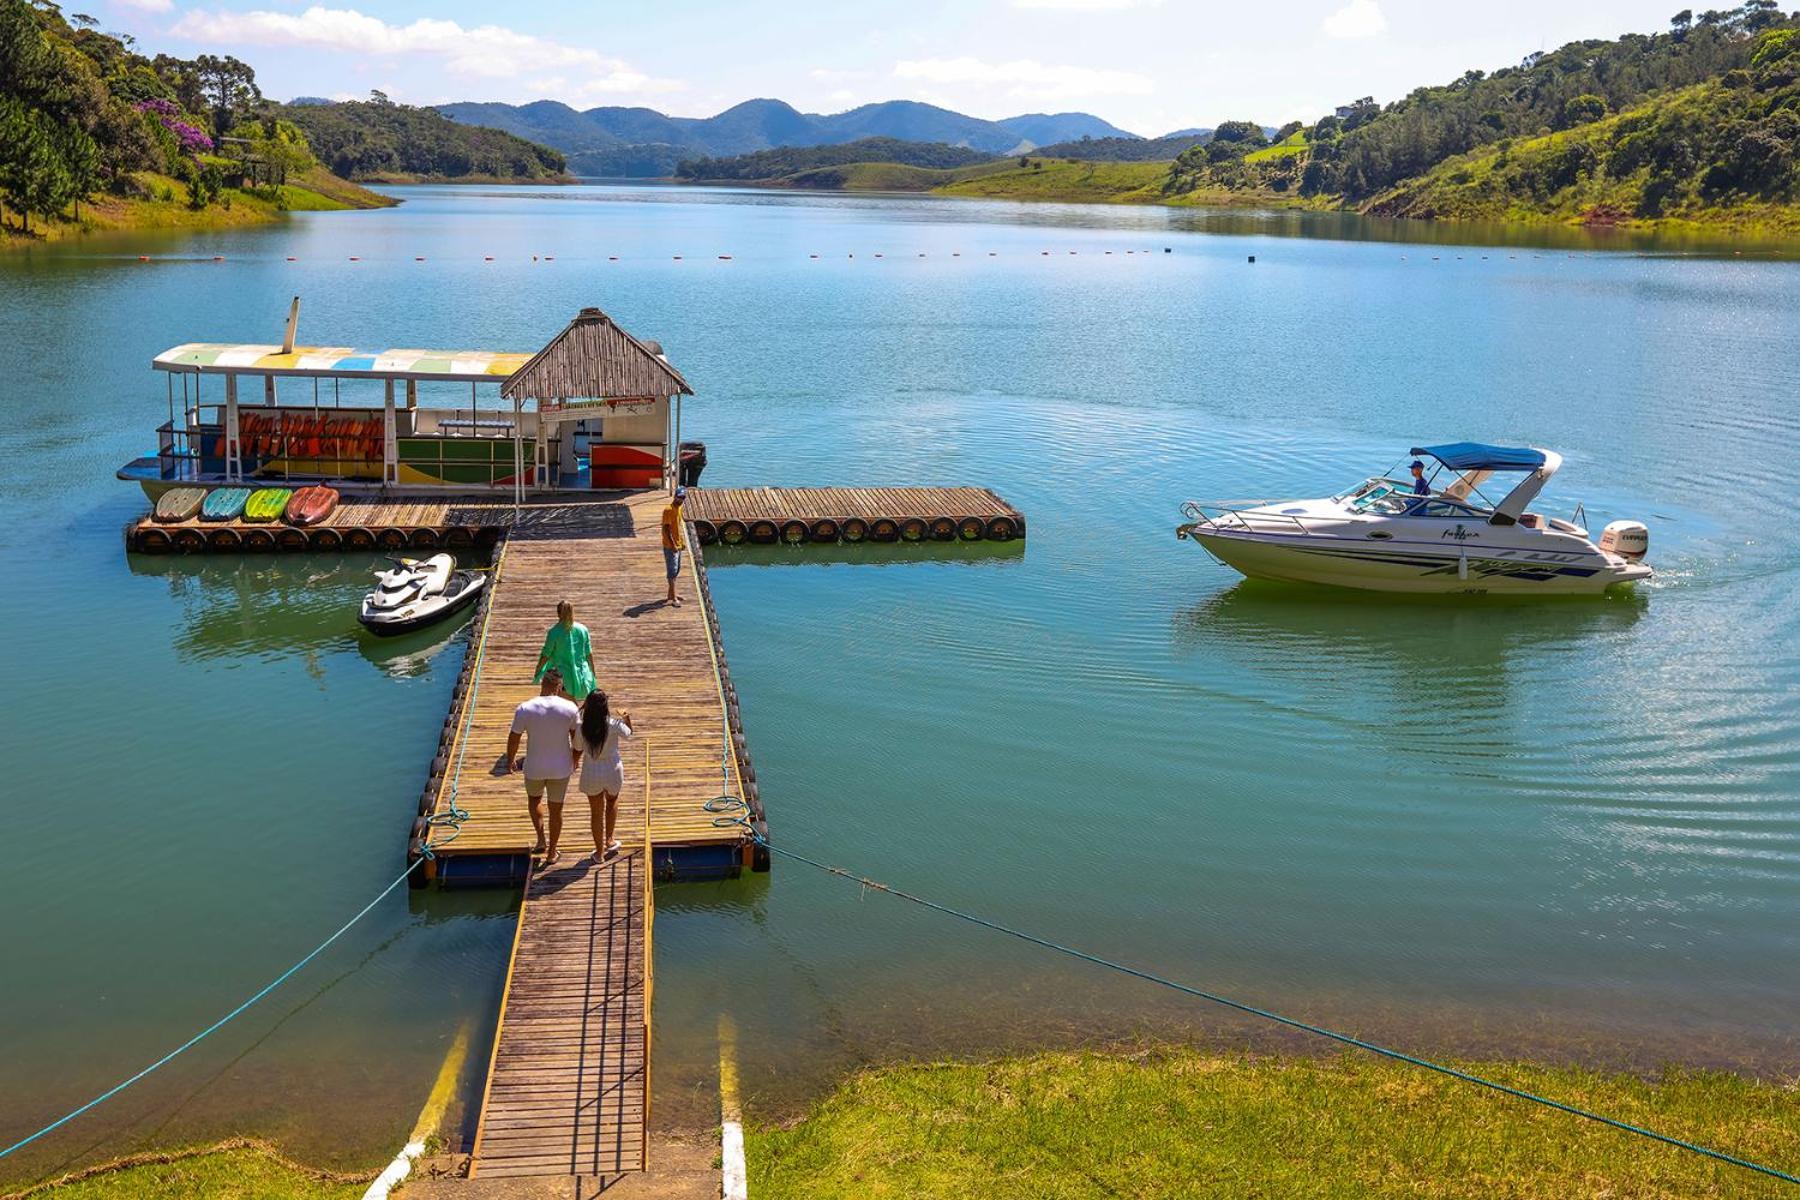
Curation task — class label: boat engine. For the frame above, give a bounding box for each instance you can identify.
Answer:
[1600,520,1650,560]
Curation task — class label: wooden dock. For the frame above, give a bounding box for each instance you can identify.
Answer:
[414,491,756,884]
[469,847,652,1179]
[686,485,1024,545]
[127,484,1026,553]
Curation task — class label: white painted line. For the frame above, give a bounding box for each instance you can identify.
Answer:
[719,1014,748,1200]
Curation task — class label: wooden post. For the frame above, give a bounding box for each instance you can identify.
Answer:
[383,378,397,486]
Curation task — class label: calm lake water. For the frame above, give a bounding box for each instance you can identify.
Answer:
[1,185,1797,1183]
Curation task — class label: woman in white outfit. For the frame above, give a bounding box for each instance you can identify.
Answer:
[578,689,634,862]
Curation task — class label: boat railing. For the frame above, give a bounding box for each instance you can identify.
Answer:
[1179,500,1314,536]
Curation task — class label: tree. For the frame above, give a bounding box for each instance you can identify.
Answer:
[1210,120,1268,146]
[1671,9,1693,35]
[1560,94,1608,128]
[1274,120,1304,141]
[191,53,259,135]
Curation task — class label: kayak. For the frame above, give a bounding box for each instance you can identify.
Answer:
[154,486,207,523]
[201,486,252,521]
[243,488,293,522]
[285,484,340,526]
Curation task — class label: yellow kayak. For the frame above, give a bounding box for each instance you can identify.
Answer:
[243,487,293,522]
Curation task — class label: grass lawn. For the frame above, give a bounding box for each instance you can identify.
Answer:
[936,159,1170,203]
[748,1048,1800,1199]
[4,1139,368,1199]
[1244,132,1310,163]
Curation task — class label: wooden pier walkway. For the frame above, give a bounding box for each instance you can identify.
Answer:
[470,847,652,1179]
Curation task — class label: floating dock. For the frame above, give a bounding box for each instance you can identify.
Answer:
[126,485,1027,554]
[686,485,1024,545]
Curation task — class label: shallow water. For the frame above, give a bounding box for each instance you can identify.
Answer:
[0,185,1796,1181]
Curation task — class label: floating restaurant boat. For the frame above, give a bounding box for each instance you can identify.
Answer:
[119,301,698,505]
[243,487,293,522]
[200,486,252,521]
[1176,443,1652,595]
[153,486,206,522]
[284,484,340,526]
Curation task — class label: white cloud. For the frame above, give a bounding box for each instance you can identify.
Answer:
[893,57,1153,100]
[114,0,174,12]
[1320,0,1387,39]
[169,6,677,91]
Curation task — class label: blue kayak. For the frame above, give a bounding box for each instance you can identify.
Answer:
[201,486,252,521]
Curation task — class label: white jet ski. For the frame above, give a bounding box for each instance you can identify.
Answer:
[358,553,487,636]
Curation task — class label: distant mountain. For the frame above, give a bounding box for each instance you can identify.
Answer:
[674,137,996,182]
[999,112,1139,145]
[437,97,1135,176]
[288,96,333,107]
[1159,127,1213,139]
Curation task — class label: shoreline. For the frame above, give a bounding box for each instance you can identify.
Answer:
[0,168,393,252]
[12,1045,1794,1197]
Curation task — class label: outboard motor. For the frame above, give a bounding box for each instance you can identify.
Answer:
[1600,520,1650,560]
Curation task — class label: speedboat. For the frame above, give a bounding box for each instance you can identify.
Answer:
[358,553,487,635]
[1176,443,1652,595]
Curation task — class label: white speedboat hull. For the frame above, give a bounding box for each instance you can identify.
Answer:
[1190,529,1650,595]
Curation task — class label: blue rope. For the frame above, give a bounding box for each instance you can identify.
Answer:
[753,831,1799,1188]
[0,601,497,1161]
[0,859,422,1161]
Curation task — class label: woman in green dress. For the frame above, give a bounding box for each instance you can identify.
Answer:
[535,600,598,701]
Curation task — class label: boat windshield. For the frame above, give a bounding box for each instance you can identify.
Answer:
[1339,478,1492,518]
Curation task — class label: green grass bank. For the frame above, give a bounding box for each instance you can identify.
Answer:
[1,1139,367,1200]
[749,1048,1800,1199]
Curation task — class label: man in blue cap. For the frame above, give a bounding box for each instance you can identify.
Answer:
[1409,459,1431,496]
[661,486,687,607]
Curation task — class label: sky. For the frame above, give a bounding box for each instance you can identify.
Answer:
[100,0,1691,134]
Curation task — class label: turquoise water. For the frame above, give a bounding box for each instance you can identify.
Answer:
[1,186,1797,1183]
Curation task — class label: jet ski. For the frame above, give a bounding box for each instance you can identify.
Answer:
[357,553,487,636]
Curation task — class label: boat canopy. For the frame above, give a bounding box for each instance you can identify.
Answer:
[1411,443,1548,472]
[153,343,531,383]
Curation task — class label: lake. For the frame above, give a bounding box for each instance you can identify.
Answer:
[0,185,1796,1184]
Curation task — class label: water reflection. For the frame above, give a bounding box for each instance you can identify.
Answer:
[127,552,482,669]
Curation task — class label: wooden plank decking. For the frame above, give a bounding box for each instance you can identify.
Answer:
[686,485,1025,545]
[470,847,651,1179]
[425,491,747,858]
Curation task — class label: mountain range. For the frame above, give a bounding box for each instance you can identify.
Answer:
[434,98,1142,176]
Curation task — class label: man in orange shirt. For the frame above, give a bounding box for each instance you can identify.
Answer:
[661,486,687,608]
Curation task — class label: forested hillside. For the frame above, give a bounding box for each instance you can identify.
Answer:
[1165,2,1799,228]
[675,138,994,181]
[278,94,567,182]
[1031,133,1211,161]
[1,0,385,240]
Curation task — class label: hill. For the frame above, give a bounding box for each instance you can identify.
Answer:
[675,138,996,182]
[277,96,567,182]
[0,0,388,245]
[996,112,1139,144]
[1032,133,1210,161]
[1155,4,1799,234]
[436,97,1137,176]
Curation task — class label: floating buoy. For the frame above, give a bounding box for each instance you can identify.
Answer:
[809,254,819,259]
[484,255,494,261]
[532,255,538,261]
[1163,247,1171,253]
[138,255,149,262]
[1105,250,1113,255]
[544,256,554,260]
[609,255,618,261]
[286,256,296,261]
[349,256,360,261]
[415,256,425,261]
[719,254,731,260]
[1069,250,1077,255]
[952,252,960,257]
[212,255,224,261]
[988,251,996,256]
[917,252,925,257]
[673,255,682,260]
[874,253,883,258]
[1247,255,1255,263]
[1041,251,1049,256]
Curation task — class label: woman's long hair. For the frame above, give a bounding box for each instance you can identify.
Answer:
[581,689,610,751]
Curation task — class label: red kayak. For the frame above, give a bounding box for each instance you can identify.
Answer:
[284,484,340,526]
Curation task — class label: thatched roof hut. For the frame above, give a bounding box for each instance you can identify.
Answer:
[502,306,692,402]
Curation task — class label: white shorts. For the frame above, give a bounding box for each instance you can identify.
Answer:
[580,762,624,797]
[525,776,569,803]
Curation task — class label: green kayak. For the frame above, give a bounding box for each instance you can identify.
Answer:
[243,487,294,522]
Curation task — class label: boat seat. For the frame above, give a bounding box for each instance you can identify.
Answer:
[1518,512,1543,529]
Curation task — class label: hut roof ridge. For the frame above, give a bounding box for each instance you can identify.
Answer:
[501,306,692,401]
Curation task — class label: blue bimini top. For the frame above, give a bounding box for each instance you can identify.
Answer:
[1411,443,1548,472]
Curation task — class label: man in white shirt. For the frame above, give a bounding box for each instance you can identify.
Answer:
[504,668,583,866]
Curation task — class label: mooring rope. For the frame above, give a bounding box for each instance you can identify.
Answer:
[715,814,1796,1187]
[0,582,496,1162]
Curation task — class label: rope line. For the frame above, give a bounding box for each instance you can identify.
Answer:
[0,575,505,1161]
[749,830,1798,1188]
[0,860,421,1161]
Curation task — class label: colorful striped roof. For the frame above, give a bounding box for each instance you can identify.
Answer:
[153,343,531,382]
